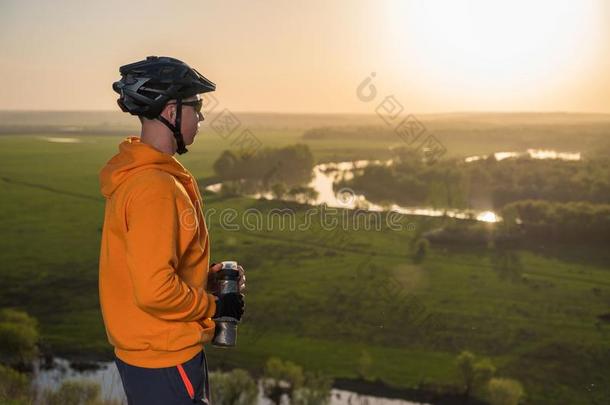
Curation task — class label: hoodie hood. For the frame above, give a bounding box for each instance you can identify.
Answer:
[100,136,192,198]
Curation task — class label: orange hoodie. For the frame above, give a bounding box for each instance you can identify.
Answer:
[98,136,216,368]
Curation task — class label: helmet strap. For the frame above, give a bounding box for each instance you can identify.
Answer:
[156,98,188,154]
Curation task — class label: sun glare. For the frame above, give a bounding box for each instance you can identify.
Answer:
[383,0,601,105]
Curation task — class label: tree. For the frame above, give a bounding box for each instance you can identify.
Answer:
[501,200,610,243]
[292,371,333,405]
[209,369,258,405]
[212,145,315,195]
[271,183,287,199]
[220,181,241,197]
[0,308,39,366]
[412,238,430,264]
[262,357,305,405]
[213,151,239,180]
[357,349,373,381]
[487,378,525,405]
[456,351,496,399]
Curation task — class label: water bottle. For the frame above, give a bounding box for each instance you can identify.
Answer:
[212,261,240,347]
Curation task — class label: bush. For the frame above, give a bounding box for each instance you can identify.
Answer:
[220,181,241,197]
[0,308,39,366]
[487,378,525,405]
[356,350,373,381]
[423,223,494,246]
[412,238,430,263]
[0,365,29,404]
[42,379,100,405]
[292,371,333,405]
[262,357,305,405]
[501,200,610,243]
[209,369,258,405]
[271,183,287,199]
[456,351,496,398]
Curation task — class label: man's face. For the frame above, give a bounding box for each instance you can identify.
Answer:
[180,95,204,146]
[162,95,204,147]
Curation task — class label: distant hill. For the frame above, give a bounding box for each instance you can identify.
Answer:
[3,110,609,134]
[2,111,609,159]
[300,112,610,159]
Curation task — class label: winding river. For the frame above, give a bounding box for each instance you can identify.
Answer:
[207,159,501,223]
[207,150,581,223]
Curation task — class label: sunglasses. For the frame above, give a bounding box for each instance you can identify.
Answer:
[167,99,203,114]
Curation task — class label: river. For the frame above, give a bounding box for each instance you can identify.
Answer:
[464,148,581,162]
[207,150,581,223]
[207,159,501,223]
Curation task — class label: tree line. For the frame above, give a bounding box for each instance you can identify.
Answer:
[338,146,610,210]
[213,144,316,198]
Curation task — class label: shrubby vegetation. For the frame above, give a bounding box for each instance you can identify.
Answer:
[338,146,610,210]
[209,357,333,405]
[209,369,258,405]
[456,351,525,405]
[424,222,496,246]
[456,351,496,399]
[411,238,430,263]
[0,308,120,405]
[501,200,610,242]
[42,379,121,405]
[465,156,610,208]
[487,378,525,405]
[337,147,610,242]
[213,144,315,196]
[0,308,39,367]
[261,357,332,405]
[0,329,332,405]
[0,308,38,404]
[0,364,29,404]
[422,199,610,245]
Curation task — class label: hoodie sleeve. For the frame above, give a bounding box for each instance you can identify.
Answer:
[125,188,216,322]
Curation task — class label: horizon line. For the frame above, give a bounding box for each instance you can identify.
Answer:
[1,109,610,116]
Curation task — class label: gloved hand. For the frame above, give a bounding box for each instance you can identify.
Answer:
[208,262,246,296]
[213,293,245,320]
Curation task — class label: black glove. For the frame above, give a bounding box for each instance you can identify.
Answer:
[213,293,245,320]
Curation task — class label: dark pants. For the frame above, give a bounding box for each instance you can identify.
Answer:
[114,350,211,405]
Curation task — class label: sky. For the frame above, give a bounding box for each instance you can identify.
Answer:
[1,0,609,114]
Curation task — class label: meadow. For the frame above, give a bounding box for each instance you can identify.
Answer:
[1,112,609,404]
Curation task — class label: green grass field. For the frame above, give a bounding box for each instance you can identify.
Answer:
[1,118,609,404]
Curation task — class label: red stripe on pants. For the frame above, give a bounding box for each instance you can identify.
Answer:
[176,364,195,400]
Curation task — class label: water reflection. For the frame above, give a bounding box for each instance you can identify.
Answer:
[31,359,428,405]
[31,358,123,404]
[307,162,500,223]
[207,160,502,223]
[464,149,581,162]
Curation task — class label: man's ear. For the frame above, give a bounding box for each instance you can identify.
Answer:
[161,103,176,124]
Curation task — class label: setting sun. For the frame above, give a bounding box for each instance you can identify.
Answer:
[382,0,605,110]
[1,0,608,113]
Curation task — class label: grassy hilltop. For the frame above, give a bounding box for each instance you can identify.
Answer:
[1,112,609,404]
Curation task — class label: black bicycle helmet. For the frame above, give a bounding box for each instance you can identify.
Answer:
[112,56,216,154]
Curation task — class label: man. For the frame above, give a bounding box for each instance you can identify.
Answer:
[98,56,245,404]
